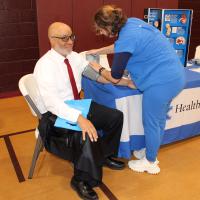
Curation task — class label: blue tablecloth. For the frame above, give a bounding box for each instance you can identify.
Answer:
[82,67,200,158]
[185,67,200,88]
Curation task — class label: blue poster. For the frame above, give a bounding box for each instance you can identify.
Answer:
[144,8,193,67]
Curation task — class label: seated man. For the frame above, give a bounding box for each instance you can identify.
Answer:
[34,22,129,200]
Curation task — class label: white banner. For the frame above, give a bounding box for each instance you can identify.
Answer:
[166,87,200,129]
[116,87,200,142]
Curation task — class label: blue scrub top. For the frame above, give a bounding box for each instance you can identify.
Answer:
[114,18,185,91]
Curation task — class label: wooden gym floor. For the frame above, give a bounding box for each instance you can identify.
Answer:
[0,96,200,200]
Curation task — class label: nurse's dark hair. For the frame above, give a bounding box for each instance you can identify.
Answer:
[94,5,127,35]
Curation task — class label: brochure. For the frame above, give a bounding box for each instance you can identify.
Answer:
[54,99,92,131]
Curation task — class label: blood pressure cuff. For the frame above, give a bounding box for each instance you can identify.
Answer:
[82,64,100,81]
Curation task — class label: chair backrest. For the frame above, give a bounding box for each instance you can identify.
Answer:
[18,74,47,120]
[194,45,200,59]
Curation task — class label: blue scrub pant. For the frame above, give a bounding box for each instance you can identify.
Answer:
[142,78,185,162]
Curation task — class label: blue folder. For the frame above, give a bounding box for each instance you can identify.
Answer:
[54,99,92,131]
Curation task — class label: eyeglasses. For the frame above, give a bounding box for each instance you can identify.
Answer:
[95,27,111,36]
[95,29,102,35]
[95,27,104,35]
[51,34,75,42]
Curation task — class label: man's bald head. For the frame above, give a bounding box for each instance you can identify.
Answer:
[48,22,74,57]
[48,22,72,40]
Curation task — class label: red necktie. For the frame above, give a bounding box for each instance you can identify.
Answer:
[64,58,80,100]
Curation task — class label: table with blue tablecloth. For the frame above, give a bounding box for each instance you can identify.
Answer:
[82,67,200,159]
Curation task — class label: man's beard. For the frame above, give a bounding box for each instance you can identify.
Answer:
[56,47,72,57]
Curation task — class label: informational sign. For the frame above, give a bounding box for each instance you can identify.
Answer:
[144,8,193,67]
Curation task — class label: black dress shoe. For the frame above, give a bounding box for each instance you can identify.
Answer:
[104,157,125,170]
[70,177,99,200]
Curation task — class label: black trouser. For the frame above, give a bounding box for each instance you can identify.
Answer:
[74,101,123,186]
[88,101,123,157]
[39,101,123,187]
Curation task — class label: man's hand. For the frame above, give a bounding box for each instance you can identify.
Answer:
[77,115,98,142]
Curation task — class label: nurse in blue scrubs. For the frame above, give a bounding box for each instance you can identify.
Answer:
[88,5,185,174]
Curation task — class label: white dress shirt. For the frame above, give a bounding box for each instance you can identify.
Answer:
[34,48,89,123]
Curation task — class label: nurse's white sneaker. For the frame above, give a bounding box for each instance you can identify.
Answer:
[128,157,160,174]
[133,148,146,159]
[133,148,159,164]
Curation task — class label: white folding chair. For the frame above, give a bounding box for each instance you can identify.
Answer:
[18,74,47,179]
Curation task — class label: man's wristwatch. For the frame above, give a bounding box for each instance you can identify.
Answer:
[99,67,105,75]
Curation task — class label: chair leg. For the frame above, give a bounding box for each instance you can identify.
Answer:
[28,134,44,179]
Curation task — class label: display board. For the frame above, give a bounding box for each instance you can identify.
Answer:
[144,8,193,67]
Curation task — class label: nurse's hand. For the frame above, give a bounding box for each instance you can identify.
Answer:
[127,80,136,89]
[89,61,101,72]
